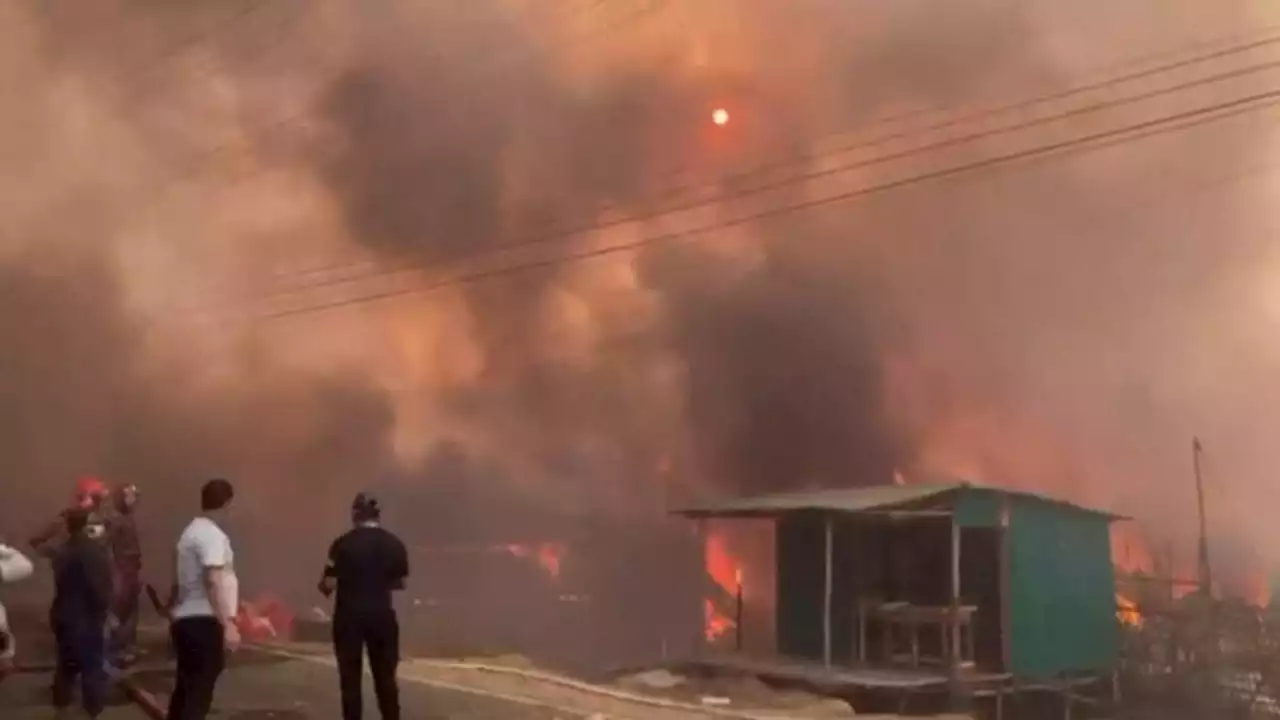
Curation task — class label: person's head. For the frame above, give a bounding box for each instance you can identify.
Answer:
[200,478,235,515]
[351,492,380,526]
[64,508,91,537]
[113,484,139,513]
[74,476,108,511]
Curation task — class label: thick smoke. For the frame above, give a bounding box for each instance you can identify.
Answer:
[3,0,1278,662]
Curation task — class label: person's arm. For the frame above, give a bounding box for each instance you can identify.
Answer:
[318,539,338,598]
[28,514,64,557]
[0,544,34,584]
[389,537,408,591]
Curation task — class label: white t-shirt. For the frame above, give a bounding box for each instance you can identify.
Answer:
[172,517,239,620]
[0,544,34,584]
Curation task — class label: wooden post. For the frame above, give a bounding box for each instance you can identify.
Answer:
[823,514,834,668]
[734,571,744,653]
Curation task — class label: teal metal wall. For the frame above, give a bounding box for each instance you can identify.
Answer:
[1005,495,1119,678]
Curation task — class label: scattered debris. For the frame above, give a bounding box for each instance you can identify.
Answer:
[616,669,686,690]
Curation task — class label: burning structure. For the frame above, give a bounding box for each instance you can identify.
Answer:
[678,480,1124,706]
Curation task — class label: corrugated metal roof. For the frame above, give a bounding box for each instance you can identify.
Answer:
[673,476,1128,521]
[673,482,963,518]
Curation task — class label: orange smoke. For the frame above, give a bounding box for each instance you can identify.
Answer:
[704,532,743,641]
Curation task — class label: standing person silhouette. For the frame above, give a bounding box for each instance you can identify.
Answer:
[167,479,240,720]
[50,509,114,719]
[106,483,143,668]
[319,493,409,720]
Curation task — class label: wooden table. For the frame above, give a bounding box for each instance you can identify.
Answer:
[857,601,977,669]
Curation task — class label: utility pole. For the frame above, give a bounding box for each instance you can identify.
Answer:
[1193,437,1212,595]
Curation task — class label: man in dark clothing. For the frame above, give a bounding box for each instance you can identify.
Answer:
[51,508,114,719]
[106,483,143,667]
[319,493,409,720]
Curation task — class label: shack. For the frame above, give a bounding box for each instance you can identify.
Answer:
[676,480,1125,706]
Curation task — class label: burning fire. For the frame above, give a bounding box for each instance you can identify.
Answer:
[704,532,743,641]
[1116,593,1142,627]
[502,542,567,579]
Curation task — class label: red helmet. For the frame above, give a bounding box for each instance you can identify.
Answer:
[75,476,108,504]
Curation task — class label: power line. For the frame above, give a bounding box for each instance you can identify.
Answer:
[238,55,1280,308]
[243,85,1280,323]
[233,27,1280,297]
[557,24,1280,228]
[143,19,1280,276]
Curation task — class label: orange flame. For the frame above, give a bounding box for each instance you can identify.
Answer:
[703,532,743,641]
[705,599,734,640]
[1116,593,1142,627]
[501,542,567,579]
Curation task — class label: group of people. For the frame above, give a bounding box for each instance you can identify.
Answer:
[0,476,411,720]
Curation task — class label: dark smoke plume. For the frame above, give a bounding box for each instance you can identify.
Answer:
[2,0,1276,663]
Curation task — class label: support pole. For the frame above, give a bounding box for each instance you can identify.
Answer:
[696,519,708,659]
[823,514,834,668]
[947,517,971,713]
[950,519,962,667]
[734,571,744,653]
[1193,437,1212,595]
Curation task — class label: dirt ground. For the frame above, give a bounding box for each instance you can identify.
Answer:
[2,605,972,719]
[0,670,145,720]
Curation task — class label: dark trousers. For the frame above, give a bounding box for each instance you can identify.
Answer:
[110,570,141,662]
[166,616,225,720]
[51,617,107,717]
[333,611,400,720]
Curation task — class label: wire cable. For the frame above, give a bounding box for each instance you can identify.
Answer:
[240,85,1280,323]
[223,28,1280,298]
[267,22,1280,283]
[238,56,1280,308]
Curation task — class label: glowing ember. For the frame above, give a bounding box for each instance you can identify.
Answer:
[711,108,729,126]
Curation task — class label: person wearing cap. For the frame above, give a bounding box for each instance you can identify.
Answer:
[318,492,409,720]
[50,508,114,719]
[29,476,111,558]
[106,483,143,667]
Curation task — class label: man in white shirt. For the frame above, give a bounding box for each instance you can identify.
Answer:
[0,541,35,682]
[166,478,240,720]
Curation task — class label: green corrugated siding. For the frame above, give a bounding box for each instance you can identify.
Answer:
[1008,497,1119,678]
